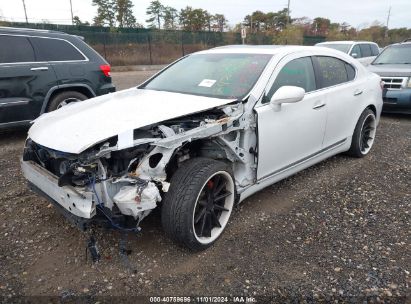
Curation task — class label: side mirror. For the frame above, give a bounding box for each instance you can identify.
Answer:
[270,86,305,111]
[351,53,358,58]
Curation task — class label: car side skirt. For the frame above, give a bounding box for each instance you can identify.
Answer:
[239,137,351,203]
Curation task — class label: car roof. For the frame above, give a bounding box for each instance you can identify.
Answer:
[0,26,74,39]
[390,41,411,47]
[317,41,377,45]
[199,45,332,55]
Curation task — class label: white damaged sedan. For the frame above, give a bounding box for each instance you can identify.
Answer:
[21,45,383,251]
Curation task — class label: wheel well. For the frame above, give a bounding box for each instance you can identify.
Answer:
[165,139,230,181]
[48,86,94,104]
[366,104,377,116]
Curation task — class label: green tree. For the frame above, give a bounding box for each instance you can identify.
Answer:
[146,0,164,29]
[244,9,289,33]
[273,24,304,45]
[213,14,227,32]
[163,6,178,30]
[312,17,331,35]
[73,16,90,26]
[179,7,212,31]
[92,0,116,26]
[116,0,136,28]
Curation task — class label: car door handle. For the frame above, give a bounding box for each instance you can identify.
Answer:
[354,90,363,96]
[313,103,326,110]
[30,67,49,71]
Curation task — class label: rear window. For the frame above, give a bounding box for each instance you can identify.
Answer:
[0,35,35,63]
[30,37,86,62]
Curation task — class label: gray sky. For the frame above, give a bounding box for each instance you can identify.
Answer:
[0,0,409,29]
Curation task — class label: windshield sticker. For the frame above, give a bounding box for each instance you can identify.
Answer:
[198,79,217,87]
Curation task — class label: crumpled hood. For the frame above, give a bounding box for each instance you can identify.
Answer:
[29,88,235,154]
[367,64,411,77]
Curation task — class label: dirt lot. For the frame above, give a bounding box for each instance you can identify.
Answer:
[0,71,410,302]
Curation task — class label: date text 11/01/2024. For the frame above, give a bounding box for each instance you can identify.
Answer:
[149,296,257,303]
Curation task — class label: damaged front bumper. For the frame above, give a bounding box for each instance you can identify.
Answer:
[21,159,151,231]
[21,159,96,219]
[21,159,98,230]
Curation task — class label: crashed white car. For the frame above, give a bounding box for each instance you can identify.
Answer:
[21,45,383,251]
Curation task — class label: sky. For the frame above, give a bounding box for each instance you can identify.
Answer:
[0,0,410,29]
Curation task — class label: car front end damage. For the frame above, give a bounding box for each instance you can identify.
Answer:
[21,102,256,232]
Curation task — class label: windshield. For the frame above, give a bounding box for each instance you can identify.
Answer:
[373,44,411,64]
[319,43,352,53]
[142,53,273,99]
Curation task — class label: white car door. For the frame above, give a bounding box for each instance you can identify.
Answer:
[313,56,365,147]
[255,54,327,180]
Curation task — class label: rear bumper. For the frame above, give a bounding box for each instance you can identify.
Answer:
[383,89,411,114]
[97,83,116,96]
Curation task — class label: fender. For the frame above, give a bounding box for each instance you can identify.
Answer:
[40,84,96,114]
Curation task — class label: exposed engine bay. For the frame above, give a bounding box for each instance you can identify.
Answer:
[22,103,257,231]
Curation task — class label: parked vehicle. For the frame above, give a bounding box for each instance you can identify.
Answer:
[368,41,411,114]
[316,41,380,66]
[21,45,383,251]
[0,27,115,129]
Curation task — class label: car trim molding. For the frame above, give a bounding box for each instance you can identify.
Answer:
[258,138,348,182]
[0,119,32,129]
[0,100,30,107]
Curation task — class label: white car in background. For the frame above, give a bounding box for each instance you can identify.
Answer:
[21,45,383,251]
[316,41,380,66]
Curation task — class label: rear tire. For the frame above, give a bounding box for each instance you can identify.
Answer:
[47,91,88,112]
[161,158,235,251]
[346,108,377,158]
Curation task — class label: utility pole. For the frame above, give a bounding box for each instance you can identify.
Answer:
[385,6,391,37]
[22,0,28,24]
[287,0,290,26]
[69,0,74,25]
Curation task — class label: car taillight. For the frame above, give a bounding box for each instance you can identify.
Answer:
[100,64,111,77]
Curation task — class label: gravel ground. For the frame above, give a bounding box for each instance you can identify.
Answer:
[0,71,410,302]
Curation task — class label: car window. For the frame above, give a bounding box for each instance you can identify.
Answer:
[350,45,362,58]
[373,44,411,64]
[143,53,272,99]
[266,57,316,101]
[0,35,35,64]
[345,63,356,81]
[370,44,380,56]
[359,44,372,57]
[315,56,348,88]
[29,37,85,62]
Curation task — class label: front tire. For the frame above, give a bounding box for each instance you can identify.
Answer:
[347,108,377,158]
[161,158,235,251]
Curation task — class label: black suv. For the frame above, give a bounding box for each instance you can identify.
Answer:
[0,27,115,129]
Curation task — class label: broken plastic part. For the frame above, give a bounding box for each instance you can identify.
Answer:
[113,182,161,219]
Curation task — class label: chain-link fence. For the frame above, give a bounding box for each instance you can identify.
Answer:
[5,22,325,66]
